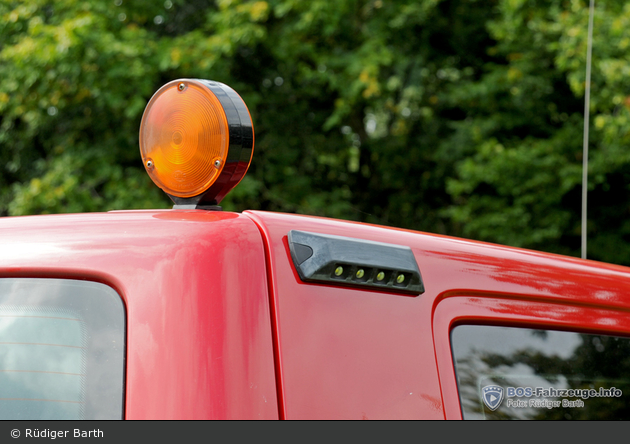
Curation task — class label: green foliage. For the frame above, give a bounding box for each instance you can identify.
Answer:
[2,0,630,265]
[443,0,630,262]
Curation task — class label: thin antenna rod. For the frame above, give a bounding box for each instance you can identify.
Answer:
[581,0,595,260]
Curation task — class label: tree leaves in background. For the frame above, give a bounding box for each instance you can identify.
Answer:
[445,0,630,263]
[1,0,630,265]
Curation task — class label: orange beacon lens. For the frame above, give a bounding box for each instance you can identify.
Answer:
[140,79,254,206]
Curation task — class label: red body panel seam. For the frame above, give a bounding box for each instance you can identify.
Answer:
[243,211,287,420]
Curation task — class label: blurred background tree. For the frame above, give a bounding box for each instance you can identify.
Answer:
[1,0,630,265]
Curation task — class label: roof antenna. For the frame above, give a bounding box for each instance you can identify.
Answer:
[581,0,595,260]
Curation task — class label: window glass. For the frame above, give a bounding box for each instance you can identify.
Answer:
[0,279,125,419]
[452,325,630,420]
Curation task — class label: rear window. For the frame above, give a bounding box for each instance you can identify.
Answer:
[0,278,125,419]
[451,325,630,420]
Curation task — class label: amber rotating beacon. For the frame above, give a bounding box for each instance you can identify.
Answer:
[139,79,254,209]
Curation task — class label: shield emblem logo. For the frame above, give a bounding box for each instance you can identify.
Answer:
[482,385,504,411]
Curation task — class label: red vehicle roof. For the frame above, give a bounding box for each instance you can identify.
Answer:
[2,209,630,419]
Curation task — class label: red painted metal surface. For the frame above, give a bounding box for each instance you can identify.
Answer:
[0,210,278,419]
[434,296,630,419]
[245,211,446,419]
[425,241,630,419]
[3,207,630,419]
[244,210,630,420]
